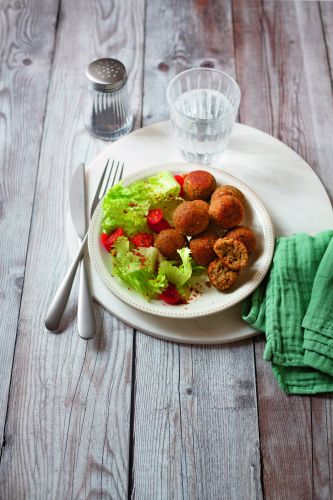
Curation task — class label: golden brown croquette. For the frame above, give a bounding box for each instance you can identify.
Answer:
[208,195,244,229]
[190,199,210,212]
[183,170,217,200]
[214,237,249,270]
[173,201,210,236]
[223,226,256,254]
[207,259,239,291]
[154,229,188,260]
[189,230,218,267]
[211,185,245,205]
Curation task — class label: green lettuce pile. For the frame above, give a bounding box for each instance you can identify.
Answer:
[102,170,180,236]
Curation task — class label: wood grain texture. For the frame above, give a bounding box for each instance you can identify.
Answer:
[233,0,333,498]
[294,1,333,203]
[132,1,262,498]
[234,0,333,202]
[320,1,333,85]
[132,337,262,500]
[0,0,60,455]
[142,0,235,125]
[311,396,333,499]
[0,0,145,498]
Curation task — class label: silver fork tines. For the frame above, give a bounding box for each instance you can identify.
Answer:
[90,159,124,218]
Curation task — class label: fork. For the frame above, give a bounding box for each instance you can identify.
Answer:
[45,159,124,333]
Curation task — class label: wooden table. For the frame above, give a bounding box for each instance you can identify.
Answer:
[1,1,332,498]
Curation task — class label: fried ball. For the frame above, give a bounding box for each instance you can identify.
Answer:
[154,229,187,260]
[189,230,218,267]
[208,195,244,229]
[183,170,217,201]
[211,185,245,205]
[207,259,239,291]
[190,199,210,212]
[223,226,256,254]
[173,201,210,236]
[214,238,248,270]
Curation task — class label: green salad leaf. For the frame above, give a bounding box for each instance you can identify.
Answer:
[136,247,159,273]
[113,269,167,301]
[191,261,206,276]
[102,171,180,235]
[158,248,205,297]
[158,248,193,287]
[111,237,167,300]
[102,199,150,236]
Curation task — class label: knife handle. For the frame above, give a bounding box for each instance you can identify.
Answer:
[44,234,87,331]
[77,256,95,340]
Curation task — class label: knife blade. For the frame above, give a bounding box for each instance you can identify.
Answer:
[69,163,87,238]
[44,164,94,333]
[69,163,96,340]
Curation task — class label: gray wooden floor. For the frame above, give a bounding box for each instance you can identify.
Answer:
[0,0,333,499]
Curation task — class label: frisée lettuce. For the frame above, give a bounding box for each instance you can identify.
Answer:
[158,248,193,287]
[157,248,205,298]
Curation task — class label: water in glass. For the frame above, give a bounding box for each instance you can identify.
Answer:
[167,69,240,164]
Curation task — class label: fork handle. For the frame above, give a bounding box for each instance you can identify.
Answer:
[44,233,88,331]
[77,253,95,340]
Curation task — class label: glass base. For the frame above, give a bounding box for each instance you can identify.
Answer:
[180,149,219,165]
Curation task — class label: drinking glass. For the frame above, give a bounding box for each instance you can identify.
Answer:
[167,68,241,164]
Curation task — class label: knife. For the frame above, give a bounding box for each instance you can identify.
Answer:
[69,163,95,339]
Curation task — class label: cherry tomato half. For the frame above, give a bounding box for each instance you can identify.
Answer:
[150,218,171,233]
[131,232,154,248]
[147,208,163,226]
[147,208,171,233]
[159,284,185,305]
[101,228,124,252]
[174,174,185,197]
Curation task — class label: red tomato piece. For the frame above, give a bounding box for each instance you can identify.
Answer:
[131,232,154,248]
[174,174,184,186]
[159,284,184,305]
[151,218,171,233]
[147,208,163,226]
[147,208,171,232]
[101,228,124,252]
[174,174,185,196]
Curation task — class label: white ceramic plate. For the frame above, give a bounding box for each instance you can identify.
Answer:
[88,163,274,319]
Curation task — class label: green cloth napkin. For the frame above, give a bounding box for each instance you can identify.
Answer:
[242,230,333,394]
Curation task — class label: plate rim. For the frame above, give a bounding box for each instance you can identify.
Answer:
[88,162,275,319]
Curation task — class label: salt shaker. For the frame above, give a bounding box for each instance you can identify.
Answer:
[85,58,133,140]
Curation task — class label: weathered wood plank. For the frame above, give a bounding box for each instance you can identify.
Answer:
[233,0,333,498]
[142,0,235,125]
[133,337,262,500]
[0,0,60,455]
[0,0,145,498]
[132,1,262,498]
[320,1,333,85]
[253,339,313,499]
[312,10,333,492]
[294,1,333,203]
[311,396,333,499]
[177,343,261,500]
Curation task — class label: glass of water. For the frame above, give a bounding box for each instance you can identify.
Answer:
[167,68,241,164]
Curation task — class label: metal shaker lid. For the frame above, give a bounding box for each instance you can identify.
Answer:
[85,58,127,92]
